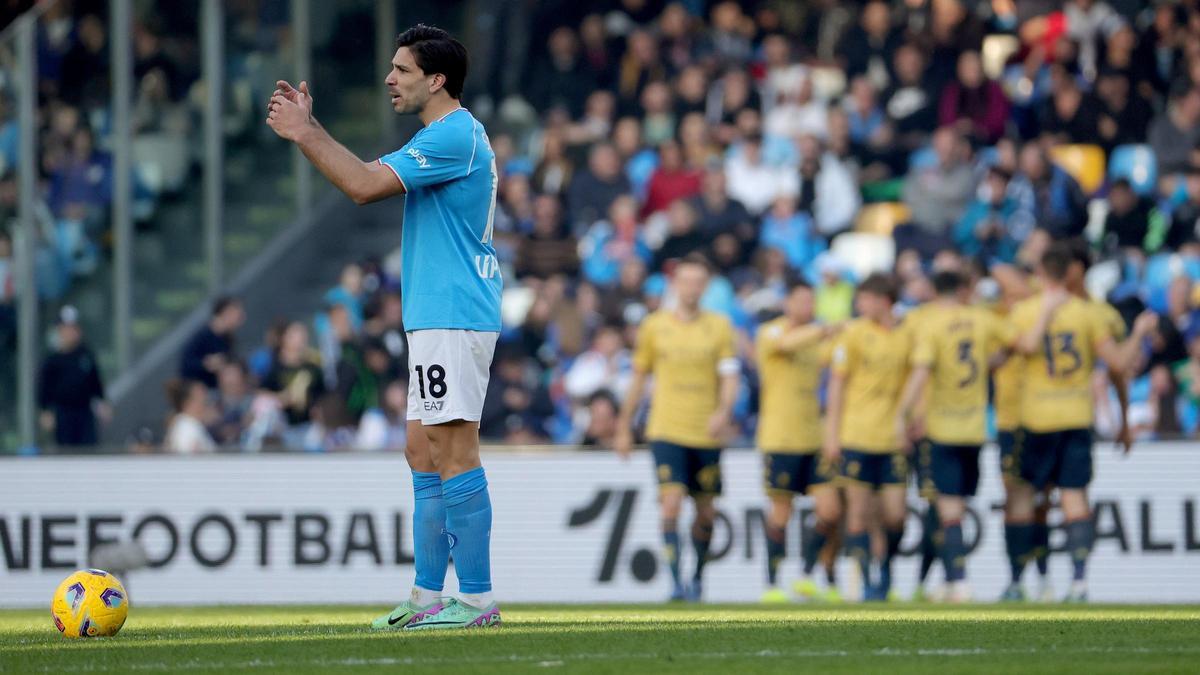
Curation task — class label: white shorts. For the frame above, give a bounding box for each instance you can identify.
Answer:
[405,329,498,425]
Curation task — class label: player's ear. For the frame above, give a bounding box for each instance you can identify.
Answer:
[428,72,446,95]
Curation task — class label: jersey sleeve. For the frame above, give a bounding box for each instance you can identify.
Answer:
[911,322,935,368]
[378,123,473,191]
[716,318,739,376]
[987,310,1020,352]
[632,317,656,373]
[830,325,855,377]
[1100,303,1127,341]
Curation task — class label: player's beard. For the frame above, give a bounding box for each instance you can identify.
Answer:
[393,89,428,115]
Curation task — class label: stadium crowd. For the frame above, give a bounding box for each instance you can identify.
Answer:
[144,0,1200,452]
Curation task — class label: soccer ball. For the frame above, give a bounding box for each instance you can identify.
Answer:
[51,569,129,638]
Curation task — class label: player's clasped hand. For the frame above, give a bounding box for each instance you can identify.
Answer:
[266,80,315,142]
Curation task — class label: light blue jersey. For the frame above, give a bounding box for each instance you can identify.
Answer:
[379,108,501,331]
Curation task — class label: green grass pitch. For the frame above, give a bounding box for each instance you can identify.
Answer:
[1,604,1197,674]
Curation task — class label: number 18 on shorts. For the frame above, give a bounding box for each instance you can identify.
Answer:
[406,329,499,426]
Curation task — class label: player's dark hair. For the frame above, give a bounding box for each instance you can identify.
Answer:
[165,378,202,413]
[396,24,469,99]
[1041,243,1073,281]
[677,252,713,275]
[1064,236,1093,272]
[211,295,240,318]
[786,276,813,294]
[857,272,898,303]
[932,270,968,296]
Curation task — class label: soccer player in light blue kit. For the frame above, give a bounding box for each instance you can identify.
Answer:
[267,25,502,630]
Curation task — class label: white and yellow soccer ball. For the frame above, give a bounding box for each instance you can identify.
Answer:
[51,569,129,638]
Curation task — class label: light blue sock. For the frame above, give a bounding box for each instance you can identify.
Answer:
[412,471,449,593]
[442,467,493,594]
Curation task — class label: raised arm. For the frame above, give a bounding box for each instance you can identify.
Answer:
[267,81,404,205]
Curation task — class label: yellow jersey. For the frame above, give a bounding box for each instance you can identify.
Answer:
[830,317,913,453]
[1010,293,1111,432]
[1092,299,1126,342]
[911,303,1016,445]
[903,302,939,422]
[992,303,1022,432]
[633,309,738,448]
[755,317,829,453]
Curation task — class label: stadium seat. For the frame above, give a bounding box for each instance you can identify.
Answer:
[829,232,895,279]
[1108,144,1158,196]
[1049,144,1106,195]
[854,202,911,236]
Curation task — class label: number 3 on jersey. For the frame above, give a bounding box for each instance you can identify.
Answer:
[414,364,447,399]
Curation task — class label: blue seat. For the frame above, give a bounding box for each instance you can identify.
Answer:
[1108,144,1157,196]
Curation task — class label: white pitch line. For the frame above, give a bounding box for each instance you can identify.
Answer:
[28,645,1200,672]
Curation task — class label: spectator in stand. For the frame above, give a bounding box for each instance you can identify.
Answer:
[579,195,649,288]
[517,195,580,280]
[653,199,708,271]
[764,74,828,141]
[798,134,861,239]
[261,321,325,430]
[1168,169,1200,250]
[180,296,245,389]
[939,49,1009,146]
[845,77,890,152]
[1103,178,1162,255]
[579,390,621,448]
[884,42,938,154]
[616,28,667,114]
[38,306,108,448]
[531,127,574,197]
[673,65,709,118]
[724,133,798,216]
[641,139,702,217]
[713,67,762,140]
[901,126,976,255]
[600,257,651,327]
[1010,142,1089,238]
[690,165,754,247]
[1064,0,1126,83]
[1173,325,1200,435]
[566,90,616,147]
[47,126,112,222]
[761,196,823,274]
[813,254,855,324]
[567,142,633,229]
[163,378,216,454]
[355,379,409,451]
[526,26,593,119]
[579,14,617,90]
[838,0,902,88]
[1148,86,1200,175]
[640,81,677,146]
[337,337,395,423]
[213,360,253,447]
[707,1,753,67]
[955,165,1023,264]
[1038,65,1102,144]
[480,346,554,442]
[59,15,109,110]
[564,323,632,402]
[659,4,703,76]
[1096,68,1153,151]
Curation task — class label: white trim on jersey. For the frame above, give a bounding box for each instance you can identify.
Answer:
[481,155,498,244]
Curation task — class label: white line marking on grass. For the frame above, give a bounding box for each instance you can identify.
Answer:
[30,646,1200,672]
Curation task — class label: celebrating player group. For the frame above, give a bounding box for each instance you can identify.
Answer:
[619,241,1156,604]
